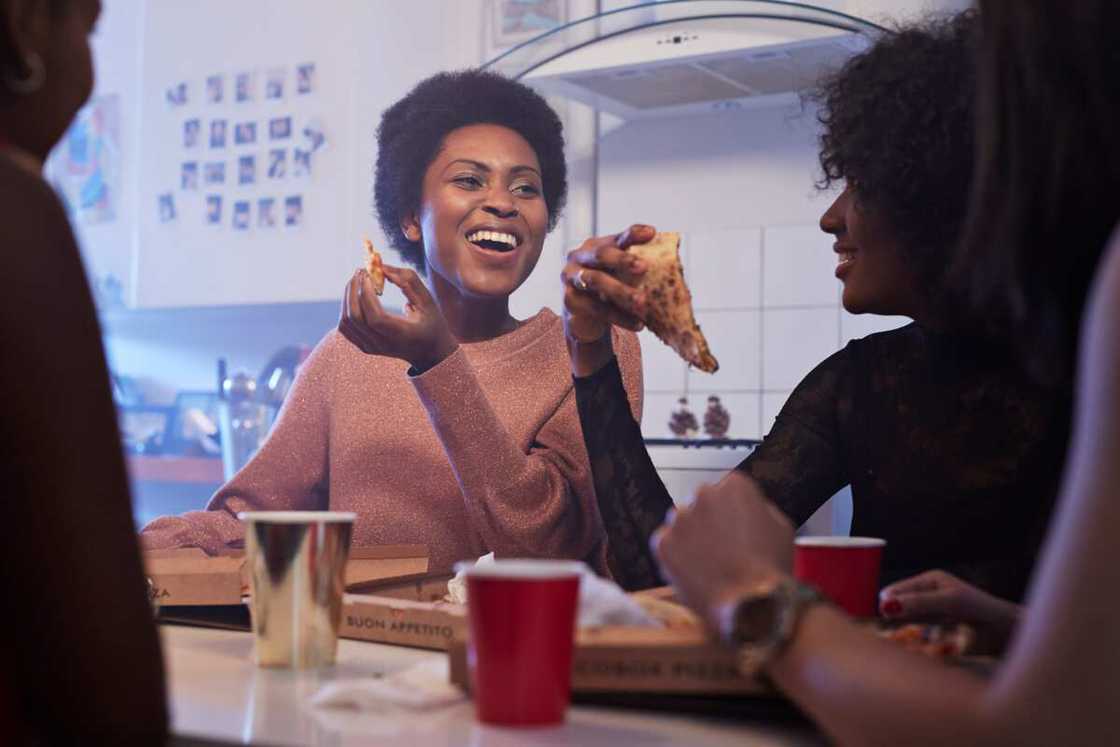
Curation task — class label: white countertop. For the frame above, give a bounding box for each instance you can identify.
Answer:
[162,624,823,746]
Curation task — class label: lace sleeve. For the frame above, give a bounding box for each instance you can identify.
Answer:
[574,357,672,590]
[739,348,851,526]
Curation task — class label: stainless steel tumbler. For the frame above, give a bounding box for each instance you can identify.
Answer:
[238,511,355,668]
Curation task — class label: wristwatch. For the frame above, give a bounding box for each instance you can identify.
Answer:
[719,577,825,676]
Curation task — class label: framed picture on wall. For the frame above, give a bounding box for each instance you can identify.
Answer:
[489,0,566,49]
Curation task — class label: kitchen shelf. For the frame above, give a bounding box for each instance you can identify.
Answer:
[128,455,224,484]
[645,438,760,448]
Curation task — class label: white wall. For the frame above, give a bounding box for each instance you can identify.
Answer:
[96,0,498,400]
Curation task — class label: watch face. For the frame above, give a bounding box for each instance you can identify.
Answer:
[733,594,780,644]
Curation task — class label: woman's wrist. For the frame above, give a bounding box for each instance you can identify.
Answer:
[567,331,615,378]
[410,336,460,374]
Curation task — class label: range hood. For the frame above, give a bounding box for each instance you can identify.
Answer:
[485,1,885,120]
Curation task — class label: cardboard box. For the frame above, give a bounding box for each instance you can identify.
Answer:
[339,573,466,650]
[144,548,244,606]
[447,587,772,697]
[144,544,430,607]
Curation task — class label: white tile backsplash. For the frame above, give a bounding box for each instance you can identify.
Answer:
[762,225,841,307]
[763,307,841,390]
[840,311,912,345]
[690,309,762,391]
[684,227,762,310]
[639,329,688,393]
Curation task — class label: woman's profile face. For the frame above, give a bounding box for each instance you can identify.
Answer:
[405,123,549,300]
[820,185,921,317]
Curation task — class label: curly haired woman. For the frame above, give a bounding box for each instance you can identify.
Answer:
[142,70,642,574]
[563,11,1067,629]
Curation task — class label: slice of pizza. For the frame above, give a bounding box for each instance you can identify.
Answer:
[362,237,385,296]
[629,232,718,373]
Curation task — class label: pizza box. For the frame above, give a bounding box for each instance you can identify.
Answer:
[144,548,244,606]
[146,544,430,609]
[447,587,774,698]
[340,572,466,650]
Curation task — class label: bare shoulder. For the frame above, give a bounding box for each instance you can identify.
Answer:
[0,157,68,227]
[0,157,79,282]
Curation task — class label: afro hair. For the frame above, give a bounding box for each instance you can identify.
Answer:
[814,11,978,282]
[373,69,567,273]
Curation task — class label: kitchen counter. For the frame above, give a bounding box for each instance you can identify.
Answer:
[162,624,823,746]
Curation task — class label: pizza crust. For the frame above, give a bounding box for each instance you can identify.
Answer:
[629,232,719,373]
[363,237,385,296]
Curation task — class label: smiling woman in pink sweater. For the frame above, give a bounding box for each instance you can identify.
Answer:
[142,70,642,574]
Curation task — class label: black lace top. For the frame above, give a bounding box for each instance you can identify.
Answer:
[575,324,1070,598]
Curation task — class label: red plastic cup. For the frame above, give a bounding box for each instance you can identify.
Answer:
[460,559,583,727]
[794,537,886,618]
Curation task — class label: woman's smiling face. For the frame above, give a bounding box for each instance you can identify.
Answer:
[820,185,922,317]
[403,123,549,300]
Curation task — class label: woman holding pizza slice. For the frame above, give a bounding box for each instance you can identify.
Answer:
[649,0,1120,741]
[142,70,643,575]
[563,11,1065,641]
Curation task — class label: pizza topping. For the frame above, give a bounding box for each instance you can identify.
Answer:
[466,229,520,252]
[363,237,385,296]
[628,232,719,373]
[878,623,975,659]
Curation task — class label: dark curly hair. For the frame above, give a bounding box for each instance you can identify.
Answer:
[374,69,568,273]
[814,11,977,285]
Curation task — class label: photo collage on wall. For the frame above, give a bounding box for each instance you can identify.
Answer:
[158,62,322,233]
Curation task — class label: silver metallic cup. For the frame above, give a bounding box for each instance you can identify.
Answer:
[238,511,356,668]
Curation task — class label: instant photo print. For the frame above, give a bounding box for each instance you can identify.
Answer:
[235,72,254,103]
[234,122,257,145]
[166,82,187,107]
[238,155,256,185]
[183,119,201,148]
[269,117,292,140]
[206,75,223,104]
[284,195,302,227]
[268,149,286,179]
[266,68,285,100]
[292,148,311,177]
[206,195,222,225]
[258,197,276,227]
[233,200,250,230]
[158,193,176,222]
[296,63,314,94]
[204,161,226,185]
[181,162,198,190]
[210,120,227,149]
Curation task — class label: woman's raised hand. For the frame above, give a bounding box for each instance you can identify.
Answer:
[338,264,458,373]
[562,223,656,344]
[651,472,795,633]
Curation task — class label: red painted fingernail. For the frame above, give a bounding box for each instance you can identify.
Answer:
[882,599,902,616]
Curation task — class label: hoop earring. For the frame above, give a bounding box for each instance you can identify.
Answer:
[4,52,45,95]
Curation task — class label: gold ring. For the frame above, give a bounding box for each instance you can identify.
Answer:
[574,269,589,291]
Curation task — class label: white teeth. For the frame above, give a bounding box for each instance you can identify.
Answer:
[467,230,518,248]
[837,252,855,264]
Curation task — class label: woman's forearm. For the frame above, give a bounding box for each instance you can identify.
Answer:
[768,604,1004,746]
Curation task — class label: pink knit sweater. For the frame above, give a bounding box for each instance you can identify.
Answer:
[141,309,643,574]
